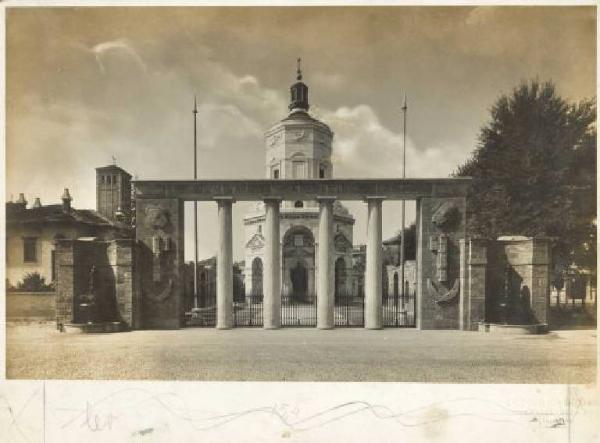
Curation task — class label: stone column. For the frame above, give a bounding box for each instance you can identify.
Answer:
[317,197,335,329]
[263,199,281,329]
[365,197,384,329]
[215,197,234,329]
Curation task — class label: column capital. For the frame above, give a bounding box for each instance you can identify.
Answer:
[262,196,283,203]
[363,195,387,202]
[213,196,236,203]
[316,196,337,201]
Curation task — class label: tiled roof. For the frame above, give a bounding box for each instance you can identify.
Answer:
[6,204,128,230]
[383,232,402,245]
[280,111,332,131]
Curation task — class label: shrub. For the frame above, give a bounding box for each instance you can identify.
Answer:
[16,272,55,292]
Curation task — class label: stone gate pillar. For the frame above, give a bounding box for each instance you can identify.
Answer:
[317,197,335,329]
[365,197,383,329]
[263,198,282,329]
[135,198,185,329]
[215,197,234,329]
[416,196,467,330]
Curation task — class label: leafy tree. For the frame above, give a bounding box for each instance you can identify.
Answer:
[383,223,416,266]
[456,80,596,275]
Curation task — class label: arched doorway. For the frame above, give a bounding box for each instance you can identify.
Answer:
[335,257,346,303]
[251,257,263,302]
[290,260,308,302]
[281,226,316,326]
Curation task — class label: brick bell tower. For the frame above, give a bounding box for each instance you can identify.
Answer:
[96,163,132,224]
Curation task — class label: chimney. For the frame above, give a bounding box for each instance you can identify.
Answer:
[61,188,72,212]
[16,193,27,207]
[33,197,42,208]
[6,194,27,214]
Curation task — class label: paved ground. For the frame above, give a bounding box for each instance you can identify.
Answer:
[6,321,596,383]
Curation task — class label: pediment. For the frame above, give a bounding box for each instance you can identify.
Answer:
[246,233,265,251]
[334,233,352,252]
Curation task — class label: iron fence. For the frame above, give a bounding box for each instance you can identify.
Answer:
[185,291,217,327]
[186,289,418,328]
[234,300,264,327]
[383,289,416,327]
[281,294,317,327]
[334,291,365,327]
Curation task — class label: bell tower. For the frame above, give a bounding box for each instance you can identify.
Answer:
[264,59,334,185]
[96,163,132,224]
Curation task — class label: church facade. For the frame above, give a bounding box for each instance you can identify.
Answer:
[242,66,357,305]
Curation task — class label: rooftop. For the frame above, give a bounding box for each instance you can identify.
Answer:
[6,203,131,232]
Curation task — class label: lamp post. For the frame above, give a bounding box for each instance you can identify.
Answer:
[400,94,407,314]
[193,97,199,309]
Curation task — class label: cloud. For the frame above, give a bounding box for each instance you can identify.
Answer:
[321,104,467,179]
[73,38,148,74]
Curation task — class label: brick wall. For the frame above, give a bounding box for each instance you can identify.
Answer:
[55,238,136,328]
[486,237,550,325]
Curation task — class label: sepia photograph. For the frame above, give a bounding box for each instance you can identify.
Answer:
[1,2,598,441]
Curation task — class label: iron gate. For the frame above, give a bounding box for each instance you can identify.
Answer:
[186,291,217,327]
[334,290,365,327]
[383,288,416,327]
[281,294,317,327]
[234,300,264,327]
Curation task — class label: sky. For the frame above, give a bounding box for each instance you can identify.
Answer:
[5,6,596,261]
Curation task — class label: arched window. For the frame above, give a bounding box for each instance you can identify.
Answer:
[335,257,346,302]
[319,166,326,178]
[294,200,303,208]
[251,257,263,301]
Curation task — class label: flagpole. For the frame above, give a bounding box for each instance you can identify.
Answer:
[193,96,199,309]
[400,93,407,313]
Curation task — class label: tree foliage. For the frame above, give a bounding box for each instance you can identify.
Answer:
[456,80,596,273]
[16,272,55,292]
[383,222,416,266]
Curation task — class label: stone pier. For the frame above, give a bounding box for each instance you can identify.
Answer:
[216,197,234,329]
[263,199,282,329]
[317,197,335,329]
[365,197,383,329]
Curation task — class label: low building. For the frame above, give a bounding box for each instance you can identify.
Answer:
[6,170,132,289]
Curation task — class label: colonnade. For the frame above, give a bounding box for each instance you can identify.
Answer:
[213,196,384,330]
